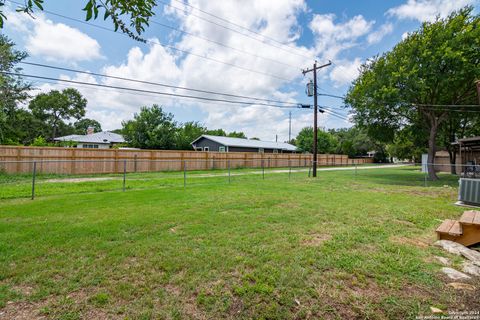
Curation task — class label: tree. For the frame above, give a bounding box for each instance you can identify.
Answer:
[227,131,247,139]
[346,8,480,180]
[29,88,87,140]
[175,121,207,150]
[74,118,102,134]
[122,104,177,149]
[0,35,31,144]
[206,128,227,136]
[0,0,156,42]
[329,127,378,158]
[295,127,337,154]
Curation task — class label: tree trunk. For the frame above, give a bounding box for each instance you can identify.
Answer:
[427,121,439,181]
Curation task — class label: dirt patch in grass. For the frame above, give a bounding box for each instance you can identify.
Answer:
[390,235,432,248]
[45,177,116,183]
[302,234,332,246]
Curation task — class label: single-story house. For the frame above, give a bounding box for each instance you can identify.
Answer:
[191,135,297,153]
[54,131,125,149]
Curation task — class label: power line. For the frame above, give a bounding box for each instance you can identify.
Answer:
[149,20,302,70]
[4,71,310,109]
[6,0,294,82]
[20,61,303,107]
[159,0,314,61]
[170,0,314,60]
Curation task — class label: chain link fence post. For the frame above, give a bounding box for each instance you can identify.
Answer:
[184,160,187,188]
[228,160,231,184]
[289,159,291,180]
[262,158,265,180]
[123,159,127,192]
[31,161,37,200]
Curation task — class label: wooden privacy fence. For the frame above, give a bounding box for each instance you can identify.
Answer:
[0,145,374,175]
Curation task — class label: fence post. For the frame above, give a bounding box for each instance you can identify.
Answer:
[123,159,126,192]
[308,161,311,177]
[289,159,291,179]
[228,160,231,184]
[262,158,265,179]
[184,160,187,188]
[31,161,37,200]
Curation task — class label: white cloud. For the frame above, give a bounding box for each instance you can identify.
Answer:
[387,0,476,22]
[329,58,362,87]
[309,14,374,60]
[30,0,356,139]
[7,11,102,62]
[367,23,394,44]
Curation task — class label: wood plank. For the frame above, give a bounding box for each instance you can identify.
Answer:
[448,221,462,236]
[473,211,480,225]
[436,219,456,234]
[460,210,476,224]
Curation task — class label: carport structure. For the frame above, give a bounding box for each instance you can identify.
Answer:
[453,136,480,178]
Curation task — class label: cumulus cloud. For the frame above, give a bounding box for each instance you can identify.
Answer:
[329,58,362,87]
[367,23,394,44]
[309,14,374,60]
[387,0,476,22]
[27,0,357,139]
[6,11,102,62]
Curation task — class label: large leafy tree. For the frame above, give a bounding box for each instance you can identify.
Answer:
[0,35,31,144]
[29,88,87,140]
[296,127,337,154]
[175,121,207,150]
[74,118,102,134]
[122,104,177,149]
[0,0,156,42]
[329,127,378,158]
[346,8,480,180]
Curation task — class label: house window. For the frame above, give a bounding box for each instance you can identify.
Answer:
[204,147,209,152]
[258,148,264,153]
[273,149,278,154]
[219,146,226,152]
[84,144,99,149]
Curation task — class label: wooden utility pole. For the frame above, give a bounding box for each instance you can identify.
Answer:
[302,61,331,177]
[288,111,292,142]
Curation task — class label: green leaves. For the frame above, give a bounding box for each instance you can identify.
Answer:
[1,0,156,42]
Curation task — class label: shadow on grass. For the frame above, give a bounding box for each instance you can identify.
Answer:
[354,167,459,188]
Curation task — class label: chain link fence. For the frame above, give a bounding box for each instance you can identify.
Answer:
[0,159,476,200]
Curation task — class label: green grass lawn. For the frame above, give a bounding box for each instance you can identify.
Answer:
[0,167,476,319]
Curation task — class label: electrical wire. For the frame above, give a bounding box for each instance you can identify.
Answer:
[6,0,294,82]
[159,0,314,61]
[170,0,314,60]
[4,71,309,109]
[21,61,304,107]
[149,20,302,70]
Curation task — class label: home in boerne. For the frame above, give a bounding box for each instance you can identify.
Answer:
[54,127,125,149]
[191,135,297,153]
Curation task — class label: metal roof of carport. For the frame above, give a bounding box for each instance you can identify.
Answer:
[191,135,298,151]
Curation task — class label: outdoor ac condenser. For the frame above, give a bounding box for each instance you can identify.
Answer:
[458,178,480,206]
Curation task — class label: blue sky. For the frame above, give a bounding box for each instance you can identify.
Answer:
[3,0,478,141]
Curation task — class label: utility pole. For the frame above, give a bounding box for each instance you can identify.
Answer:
[288,111,292,142]
[302,60,331,177]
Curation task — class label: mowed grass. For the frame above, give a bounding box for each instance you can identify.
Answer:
[0,167,476,319]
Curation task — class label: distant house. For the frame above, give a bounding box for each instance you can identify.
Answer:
[54,128,125,149]
[191,135,297,153]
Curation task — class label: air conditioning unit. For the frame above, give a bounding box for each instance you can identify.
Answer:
[458,178,480,206]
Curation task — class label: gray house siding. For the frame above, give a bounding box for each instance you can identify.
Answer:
[192,137,295,153]
[192,137,225,151]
